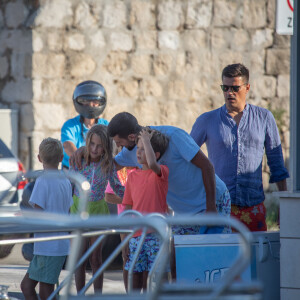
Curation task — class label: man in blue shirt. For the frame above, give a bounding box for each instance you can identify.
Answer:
[190,63,289,231]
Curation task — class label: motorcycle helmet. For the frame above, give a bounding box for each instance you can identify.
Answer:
[73,80,107,119]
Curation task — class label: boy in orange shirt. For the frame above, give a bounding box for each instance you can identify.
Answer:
[122,128,169,292]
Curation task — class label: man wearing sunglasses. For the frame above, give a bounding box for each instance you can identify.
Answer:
[190,63,289,232]
[61,80,108,169]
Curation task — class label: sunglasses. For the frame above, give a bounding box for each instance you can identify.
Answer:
[77,97,106,106]
[220,83,248,93]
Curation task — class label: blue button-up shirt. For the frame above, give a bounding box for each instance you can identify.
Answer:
[190,104,289,207]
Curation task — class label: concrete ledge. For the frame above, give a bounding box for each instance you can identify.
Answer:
[281,288,300,300]
[274,191,300,198]
[281,238,300,288]
[278,192,300,299]
[280,196,300,237]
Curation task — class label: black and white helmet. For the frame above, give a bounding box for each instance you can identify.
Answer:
[73,80,107,119]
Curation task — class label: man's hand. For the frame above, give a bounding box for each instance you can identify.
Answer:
[276,179,287,191]
[69,146,86,169]
[191,150,217,213]
[63,141,77,157]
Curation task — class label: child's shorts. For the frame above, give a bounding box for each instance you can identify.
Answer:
[28,255,67,284]
[125,233,160,272]
[71,195,110,215]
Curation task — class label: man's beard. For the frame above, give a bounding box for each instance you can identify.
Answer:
[126,141,136,151]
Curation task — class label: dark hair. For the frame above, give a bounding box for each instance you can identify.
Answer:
[137,128,169,160]
[222,63,249,83]
[108,112,141,139]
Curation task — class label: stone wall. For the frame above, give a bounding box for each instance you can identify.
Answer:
[0,0,290,191]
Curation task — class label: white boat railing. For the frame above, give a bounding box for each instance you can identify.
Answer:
[0,170,262,300]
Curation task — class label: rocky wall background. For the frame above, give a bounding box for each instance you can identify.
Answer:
[0,0,290,194]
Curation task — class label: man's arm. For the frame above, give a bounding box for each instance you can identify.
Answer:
[276,179,287,191]
[69,146,86,169]
[190,115,207,147]
[63,141,77,157]
[265,111,289,186]
[191,150,217,213]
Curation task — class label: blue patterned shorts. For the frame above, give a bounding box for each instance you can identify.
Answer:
[172,189,232,235]
[216,189,231,234]
[125,233,160,272]
[172,225,201,235]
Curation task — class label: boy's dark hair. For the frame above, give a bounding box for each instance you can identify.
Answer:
[108,112,141,139]
[137,128,169,160]
[39,138,63,167]
[222,63,249,83]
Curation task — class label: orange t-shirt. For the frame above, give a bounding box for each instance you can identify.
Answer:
[122,165,169,235]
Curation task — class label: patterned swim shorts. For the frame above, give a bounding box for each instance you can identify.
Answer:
[231,202,267,232]
[125,233,160,272]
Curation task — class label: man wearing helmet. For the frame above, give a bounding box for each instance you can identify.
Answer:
[61,80,108,169]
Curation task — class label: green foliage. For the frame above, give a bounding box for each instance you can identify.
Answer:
[266,201,279,231]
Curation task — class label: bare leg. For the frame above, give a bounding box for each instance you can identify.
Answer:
[39,282,54,300]
[20,273,39,300]
[132,272,143,292]
[120,233,128,292]
[123,269,128,292]
[170,238,176,281]
[89,236,103,293]
[142,271,149,293]
[74,239,88,293]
